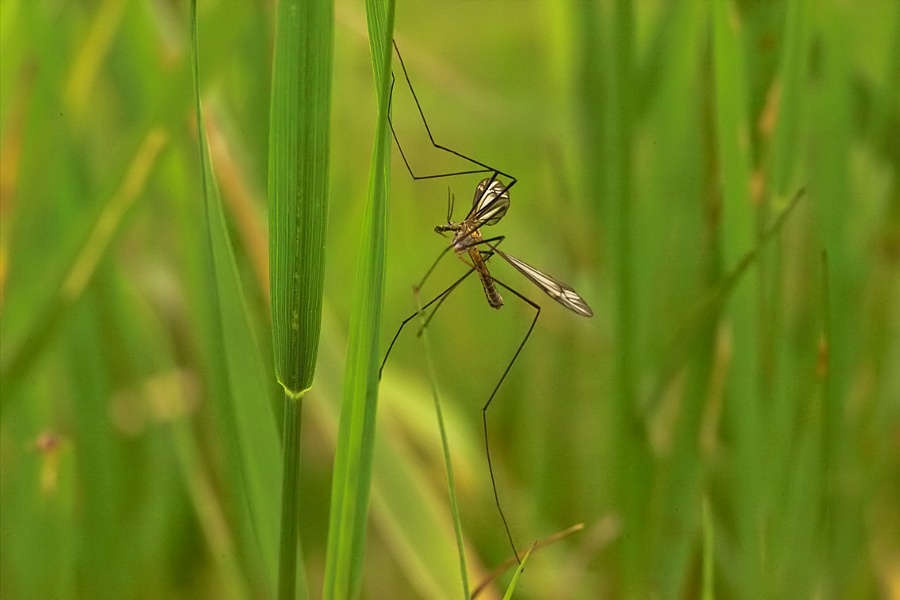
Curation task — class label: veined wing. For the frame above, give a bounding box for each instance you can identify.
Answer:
[467,177,510,228]
[496,250,593,317]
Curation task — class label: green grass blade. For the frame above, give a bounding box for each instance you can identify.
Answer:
[0,129,167,404]
[766,0,809,198]
[598,1,653,593]
[190,0,282,589]
[322,0,395,596]
[268,0,333,397]
[711,1,755,265]
[500,544,534,600]
[710,0,763,589]
[414,289,469,598]
[812,5,862,590]
[267,0,334,596]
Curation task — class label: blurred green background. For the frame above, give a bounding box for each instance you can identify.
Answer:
[1,0,898,598]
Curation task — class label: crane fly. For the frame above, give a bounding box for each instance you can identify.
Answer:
[437,175,593,318]
[380,40,593,563]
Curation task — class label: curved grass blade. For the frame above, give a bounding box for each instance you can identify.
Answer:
[471,523,583,599]
[190,0,282,591]
[500,543,535,600]
[0,128,167,405]
[322,0,395,596]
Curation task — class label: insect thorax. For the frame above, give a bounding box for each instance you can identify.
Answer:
[451,223,483,252]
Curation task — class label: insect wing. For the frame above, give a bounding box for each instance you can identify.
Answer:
[468,177,510,227]
[497,251,593,317]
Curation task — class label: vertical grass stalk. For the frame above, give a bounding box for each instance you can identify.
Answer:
[710,0,763,588]
[414,290,469,597]
[605,1,652,593]
[322,0,394,597]
[268,0,334,596]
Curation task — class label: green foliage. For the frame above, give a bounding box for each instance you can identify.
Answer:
[266,0,333,595]
[269,0,333,397]
[1,1,897,598]
[323,0,394,597]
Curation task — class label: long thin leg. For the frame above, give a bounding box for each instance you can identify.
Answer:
[420,235,508,336]
[417,249,500,333]
[415,242,456,291]
[480,276,541,565]
[379,267,478,380]
[457,234,506,253]
[382,236,506,379]
[382,231,530,562]
[389,74,483,181]
[380,241,503,379]
[391,40,517,189]
[389,66,488,181]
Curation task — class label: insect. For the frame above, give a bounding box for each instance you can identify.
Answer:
[381,41,593,561]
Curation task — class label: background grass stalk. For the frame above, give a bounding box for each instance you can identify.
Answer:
[710,0,772,589]
[603,1,652,592]
[191,0,284,589]
[413,288,469,598]
[0,128,166,403]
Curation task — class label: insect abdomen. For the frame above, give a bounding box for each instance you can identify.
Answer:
[467,247,503,309]
[478,271,504,309]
